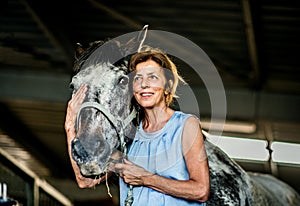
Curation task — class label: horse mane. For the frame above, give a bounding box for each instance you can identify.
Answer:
[73,40,104,74]
[72,39,131,75]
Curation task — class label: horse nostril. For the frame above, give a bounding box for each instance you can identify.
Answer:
[71,138,90,164]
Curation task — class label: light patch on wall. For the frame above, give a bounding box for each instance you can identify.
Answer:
[271,141,300,164]
[204,131,300,165]
[204,132,269,161]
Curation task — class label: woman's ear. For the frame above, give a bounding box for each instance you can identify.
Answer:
[167,80,173,90]
[165,80,173,94]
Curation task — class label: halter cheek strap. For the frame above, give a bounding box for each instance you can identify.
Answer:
[76,101,136,154]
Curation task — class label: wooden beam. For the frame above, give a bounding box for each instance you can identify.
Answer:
[241,0,261,89]
[21,0,71,65]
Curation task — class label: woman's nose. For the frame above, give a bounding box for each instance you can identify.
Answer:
[141,79,149,88]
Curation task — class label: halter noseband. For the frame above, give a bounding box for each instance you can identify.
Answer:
[76,101,136,154]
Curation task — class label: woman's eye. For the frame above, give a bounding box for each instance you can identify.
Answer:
[134,76,141,82]
[149,75,158,80]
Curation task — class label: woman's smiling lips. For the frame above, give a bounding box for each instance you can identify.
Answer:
[140,92,154,98]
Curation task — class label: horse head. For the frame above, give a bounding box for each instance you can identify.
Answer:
[69,27,148,177]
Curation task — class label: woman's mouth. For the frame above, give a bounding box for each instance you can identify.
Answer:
[140,92,154,97]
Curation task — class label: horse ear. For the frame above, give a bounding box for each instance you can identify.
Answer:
[75,43,85,59]
[73,43,85,73]
[122,25,149,56]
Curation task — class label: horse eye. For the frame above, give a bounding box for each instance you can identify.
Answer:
[118,76,129,86]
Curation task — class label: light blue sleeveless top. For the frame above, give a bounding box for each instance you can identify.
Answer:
[119,111,206,206]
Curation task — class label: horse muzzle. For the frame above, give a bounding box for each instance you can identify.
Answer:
[71,137,109,176]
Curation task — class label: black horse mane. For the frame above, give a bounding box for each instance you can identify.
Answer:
[73,40,104,74]
[73,39,131,75]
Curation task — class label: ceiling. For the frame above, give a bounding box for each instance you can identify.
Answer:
[0,0,300,205]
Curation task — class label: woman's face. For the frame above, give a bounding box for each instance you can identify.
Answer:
[132,59,167,109]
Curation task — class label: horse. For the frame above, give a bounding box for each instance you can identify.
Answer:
[69,28,300,205]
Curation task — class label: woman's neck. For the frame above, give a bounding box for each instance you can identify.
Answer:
[143,107,174,133]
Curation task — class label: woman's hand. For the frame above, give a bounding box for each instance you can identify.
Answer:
[65,84,100,188]
[113,159,153,186]
[64,84,87,143]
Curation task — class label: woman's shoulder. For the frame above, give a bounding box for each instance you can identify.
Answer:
[174,111,199,121]
[173,111,201,131]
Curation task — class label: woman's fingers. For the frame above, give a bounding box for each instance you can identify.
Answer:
[68,85,87,113]
[72,84,87,106]
[65,84,87,135]
[123,159,134,165]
